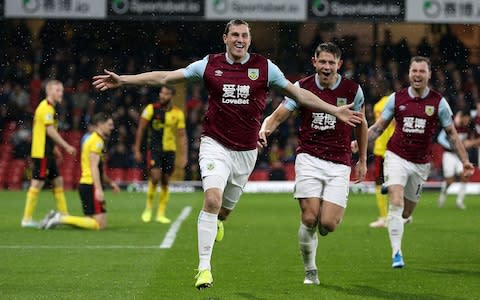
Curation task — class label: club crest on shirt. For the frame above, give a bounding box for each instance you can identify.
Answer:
[337,98,347,106]
[206,162,215,171]
[425,105,435,116]
[248,68,259,80]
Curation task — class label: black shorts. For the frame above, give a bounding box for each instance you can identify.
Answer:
[147,151,175,175]
[32,157,59,180]
[79,184,107,215]
[374,155,384,185]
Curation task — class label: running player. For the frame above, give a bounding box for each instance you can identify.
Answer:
[367,56,474,268]
[259,42,368,285]
[93,19,363,289]
[437,109,479,209]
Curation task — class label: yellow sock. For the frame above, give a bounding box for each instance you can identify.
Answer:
[157,186,170,217]
[53,187,69,214]
[375,185,388,218]
[23,187,40,220]
[145,180,156,210]
[62,215,99,230]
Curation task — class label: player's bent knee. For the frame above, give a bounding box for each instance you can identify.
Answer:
[302,214,318,228]
[320,221,337,233]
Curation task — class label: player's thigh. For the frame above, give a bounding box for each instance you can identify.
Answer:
[160,152,176,176]
[373,155,385,185]
[32,157,48,180]
[46,157,59,181]
[199,137,231,191]
[442,152,459,178]
[298,198,321,220]
[404,163,430,202]
[223,149,257,210]
[322,163,351,208]
[384,151,409,187]
[79,184,106,216]
[320,201,345,227]
[293,153,326,199]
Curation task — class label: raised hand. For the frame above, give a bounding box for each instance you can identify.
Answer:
[92,69,122,91]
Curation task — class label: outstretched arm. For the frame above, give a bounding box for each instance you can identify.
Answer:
[92,69,186,91]
[258,105,292,148]
[280,82,363,127]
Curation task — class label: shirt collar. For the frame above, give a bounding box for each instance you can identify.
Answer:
[408,86,430,99]
[225,52,250,65]
[315,73,342,90]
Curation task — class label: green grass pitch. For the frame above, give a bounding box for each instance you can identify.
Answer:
[0,189,479,299]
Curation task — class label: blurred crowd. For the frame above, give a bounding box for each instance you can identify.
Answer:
[1,20,479,181]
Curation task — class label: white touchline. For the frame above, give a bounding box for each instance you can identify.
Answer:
[159,206,192,249]
[0,245,160,249]
[0,206,193,250]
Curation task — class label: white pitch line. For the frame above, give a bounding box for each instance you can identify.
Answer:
[0,206,193,250]
[0,245,160,249]
[159,206,192,249]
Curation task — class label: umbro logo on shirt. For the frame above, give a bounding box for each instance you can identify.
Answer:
[214,70,223,77]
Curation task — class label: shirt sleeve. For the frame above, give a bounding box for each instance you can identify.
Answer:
[141,104,154,121]
[438,97,453,128]
[182,55,208,81]
[42,106,55,126]
[89,137,104,155]
[436,129,451,149]
[353,86,365,112]
[282,81,299,112]
[380,92,396,121]
[267,59,289,89]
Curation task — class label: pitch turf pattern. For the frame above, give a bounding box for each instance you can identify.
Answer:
[1,191,479,299]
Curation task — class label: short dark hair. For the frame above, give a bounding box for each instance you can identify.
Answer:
[410,56,431,71]
[160,84,176,96]
[224,19,250,35]
[315,42,342,60]
[91,112,111,126]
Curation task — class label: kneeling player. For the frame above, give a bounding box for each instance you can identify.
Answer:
[41,113,119,230]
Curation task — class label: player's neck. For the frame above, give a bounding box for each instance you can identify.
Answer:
[410,86,428,98]
[46,97,55,105]
[95,130,106,140]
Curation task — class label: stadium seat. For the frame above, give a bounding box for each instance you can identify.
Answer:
[284,163,295,180]
[107,168,126,182]
[126,168,144,182]
[468,168,480,182]
[430,143,444,170]
[249,169,270,181]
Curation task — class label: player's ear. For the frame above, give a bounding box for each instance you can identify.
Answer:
[223,34,228,45]
[311,57,316,67]
[337,59,343,69]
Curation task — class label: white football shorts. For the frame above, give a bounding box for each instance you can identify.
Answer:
[442,151,463,178]
[383,150,431,202]
[294,153,351,208]
[199,136,257,210]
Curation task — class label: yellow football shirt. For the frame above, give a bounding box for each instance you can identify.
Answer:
[31,99,56,158]
[373,96,395,157]
[80,131,104,184]
[141,104,186,152]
